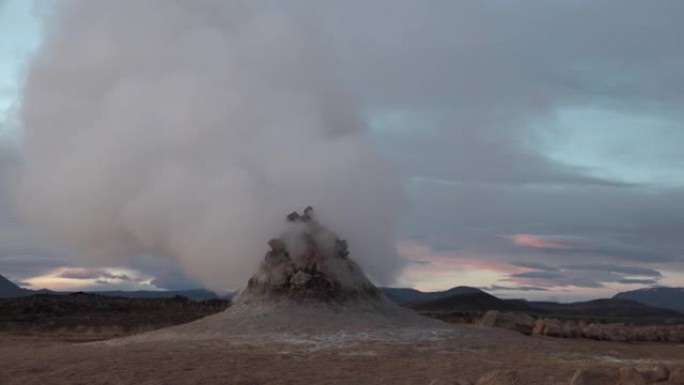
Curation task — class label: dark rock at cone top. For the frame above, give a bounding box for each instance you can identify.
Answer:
[238,207,381,304]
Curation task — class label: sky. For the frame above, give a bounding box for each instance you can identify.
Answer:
[1,0,683,301]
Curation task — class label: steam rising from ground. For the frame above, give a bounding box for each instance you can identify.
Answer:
[16,0,403,291]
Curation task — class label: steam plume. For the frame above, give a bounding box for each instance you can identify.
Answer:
[16,0,403,291]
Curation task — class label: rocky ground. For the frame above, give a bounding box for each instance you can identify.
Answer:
[1,322,683,385]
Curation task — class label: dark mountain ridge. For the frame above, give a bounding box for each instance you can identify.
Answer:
[614,287,684,313]
[378,286,484,305]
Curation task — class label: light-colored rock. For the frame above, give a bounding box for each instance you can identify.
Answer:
[605,324,628,342]
[290,271,312,286]
[543,319,565,337]
[569,368,619,385]
[670,367,684,385]
[617,367,647,385]
[481,311,535,335]
[475,370,521,385]
[637,364,669,383]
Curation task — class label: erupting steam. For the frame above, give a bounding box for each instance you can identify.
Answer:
[16,0,404,291]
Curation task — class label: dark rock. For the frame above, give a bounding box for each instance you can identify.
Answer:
[268,238,287,253]
[670,367,684,385]
[475,370,521,385]
[569,368,619,385]
[481,310,535,335]
[617,367,647,385]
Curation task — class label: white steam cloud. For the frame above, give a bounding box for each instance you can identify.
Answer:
[16,0,404,291]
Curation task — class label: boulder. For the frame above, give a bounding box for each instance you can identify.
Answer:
[475,370,521,385]
[290,271,313,286]
[539,319,564,337]
[481,311,535,335]
[637,364,669,383]
[605,324,629,342]
[268,238,287,253]
[617,367,647,385]
[569,368,619,385]
[670,367,684,385]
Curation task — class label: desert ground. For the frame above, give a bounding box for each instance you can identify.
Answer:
[1,322,683,385]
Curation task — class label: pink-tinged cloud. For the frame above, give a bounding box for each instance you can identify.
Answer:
[397,240,522,274]
[394,239,533,291]
[507,234,573,250]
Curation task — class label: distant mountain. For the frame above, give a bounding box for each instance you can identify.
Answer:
[613,287,684,313]
[0,272,230,300]
[0,274,29,298]
[408,290,683,321]
[379,286,484,305]
[409,291,530,312]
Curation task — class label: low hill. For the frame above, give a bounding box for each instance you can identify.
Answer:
[379,286,484,305]
[409,291,530,312]
[613,287,684,313]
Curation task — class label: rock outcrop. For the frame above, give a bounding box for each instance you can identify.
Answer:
[475,370,522,385]
[481,310,535,335]
[532,318,684,342]
[569,368,620,385]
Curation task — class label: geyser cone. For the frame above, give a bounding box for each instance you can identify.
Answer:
[108,209,449,345]
[236,207,383,305]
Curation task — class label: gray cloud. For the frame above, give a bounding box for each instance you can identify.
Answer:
[57,268,135,282]
[482,285,550,292]
[510,271,564,280]
[511,261,558,272]
[561,264,663,277]
[326,1,684,186]
[618,278,659,285]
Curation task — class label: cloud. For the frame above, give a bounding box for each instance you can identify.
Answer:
[330,1,684,187]
[510,271,564,280]
[561,264,663,277]
[618,278,659,285]
[510,261,558,271]
[482,285,550,292]
[508,234,573,250]
[56,268,137,282]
